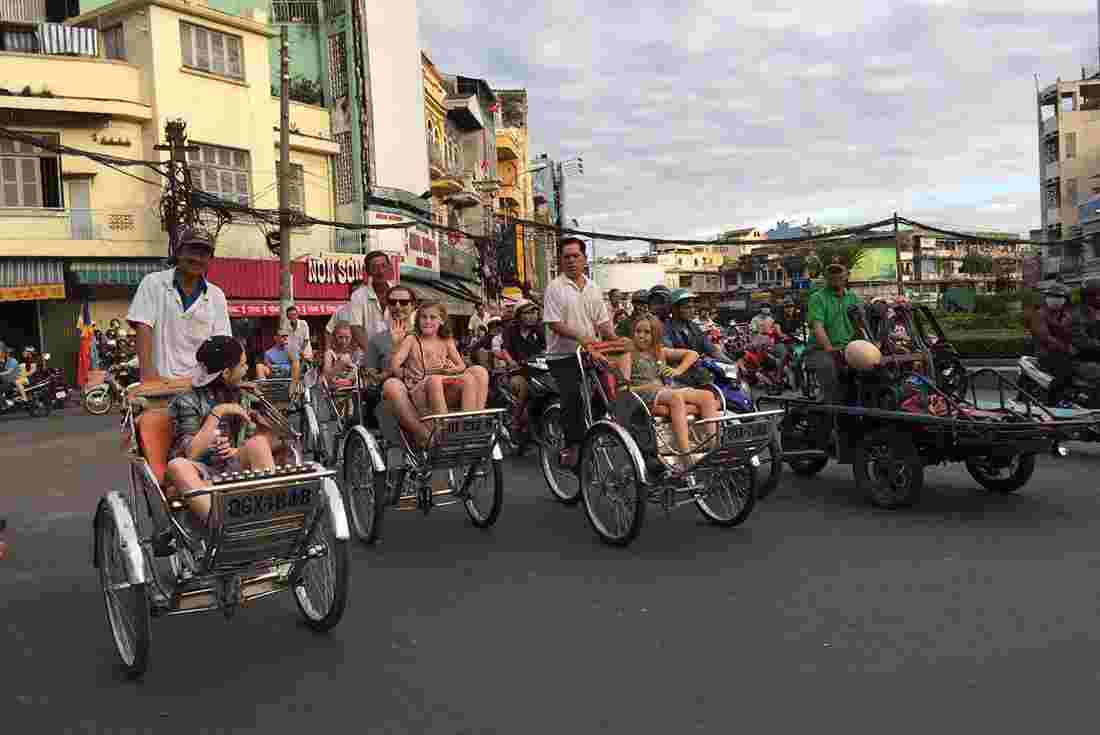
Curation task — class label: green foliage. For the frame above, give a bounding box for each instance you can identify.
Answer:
[960,252,995,275]
[806,243,866,276]
[271,76,324,106]
[951,334,1030,357]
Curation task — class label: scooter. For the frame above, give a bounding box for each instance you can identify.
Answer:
[27,353,73,409]
[0,377,53,418]
[83,355,138,415]
[1018,355,1100,411]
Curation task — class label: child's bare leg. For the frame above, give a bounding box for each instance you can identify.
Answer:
[659,391,690,455]
[240,434,276,470]
[685,388,720,443]
[468,365,489,407]
[460,370,479,411]
[427,375,448,415]
[166,458,212,520]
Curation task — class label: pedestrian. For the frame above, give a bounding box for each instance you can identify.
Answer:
[285,306,313,362]
[126,227,232,384]
[543,237,616,470]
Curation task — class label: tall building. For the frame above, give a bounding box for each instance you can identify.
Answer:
[1,0,339,380]
[1036,71,1100,242]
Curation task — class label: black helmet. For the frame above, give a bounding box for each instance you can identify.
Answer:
[648,284,671,303]
[631,289,649,304]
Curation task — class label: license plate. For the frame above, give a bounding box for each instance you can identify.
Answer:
[225,486,315,520]
[56,391,67,399]
[441,417,494,437]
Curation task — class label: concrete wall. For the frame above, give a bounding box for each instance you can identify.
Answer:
[592,262,666,293]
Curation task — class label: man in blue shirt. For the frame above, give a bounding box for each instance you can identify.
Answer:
[0,342,23,401]
[258,330,294,379]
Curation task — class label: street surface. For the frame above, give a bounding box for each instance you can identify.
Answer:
[3,404,1100,734]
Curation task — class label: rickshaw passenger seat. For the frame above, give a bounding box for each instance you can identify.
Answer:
[136,409,174,485]
[650,403,701,421]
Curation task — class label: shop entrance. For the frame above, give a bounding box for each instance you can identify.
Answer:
[0,300,42,354]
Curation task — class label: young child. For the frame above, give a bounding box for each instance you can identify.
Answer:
[619,315,719,466]
[391,300,489,417]
[166,336,277,525]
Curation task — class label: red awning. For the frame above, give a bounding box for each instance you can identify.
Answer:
[227,301,342,318]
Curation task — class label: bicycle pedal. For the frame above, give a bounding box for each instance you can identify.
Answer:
[151,529,176,557]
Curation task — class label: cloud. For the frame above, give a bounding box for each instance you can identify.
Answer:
[418,0,1097,245]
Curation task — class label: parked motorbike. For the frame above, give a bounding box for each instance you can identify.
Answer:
[26,353,73,409]
[83,356,139,415]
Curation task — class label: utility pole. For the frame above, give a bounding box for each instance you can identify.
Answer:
[156,119,196,258]
[278,25,292,330]
[893,212,904,297]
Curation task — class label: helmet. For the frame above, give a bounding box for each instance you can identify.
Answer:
[648,285,671,302]
[782,297,795,306]
[22,346,35,354]
[845,340,882,370]
[669,287,697,306]
[759,306,772,315]
[631,289,649,304]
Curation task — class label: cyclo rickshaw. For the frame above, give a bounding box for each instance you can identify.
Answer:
[299,365,506,545]
[538,340,782,547]
[93,379,351,679]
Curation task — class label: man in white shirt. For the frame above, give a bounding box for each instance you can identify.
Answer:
[326,250,391,355]
[285,306,313,362]
[543,237,615,468]
[127,227,232,382]
[468,302,489,335]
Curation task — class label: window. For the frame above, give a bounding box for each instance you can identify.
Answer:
[0,133,63,208]
[180,22,244,80]
[679,274,692,288]
[334,131,354,204]
[1065,132,1077,159]
[327,33,347,100]
[103,25,125,60]
[186,143,250,204]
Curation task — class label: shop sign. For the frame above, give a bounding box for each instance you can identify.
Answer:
[227,301,342,318]
[0,283,65,302]
[406,226,438,272]
[306,257,365,285]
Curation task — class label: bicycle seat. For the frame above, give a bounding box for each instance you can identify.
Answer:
[136,409,173,485]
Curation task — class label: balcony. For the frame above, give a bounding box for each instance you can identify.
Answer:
[323,0,344,17]
[1045,160,1060,180]
[0,0,45,24]
[1042,116,1058,136]
[270,1,319,24]
[0,51,148,120]
[497,183,522,212]
[496,130,519,160]
[439,242,479,281]
[0,209,164,258]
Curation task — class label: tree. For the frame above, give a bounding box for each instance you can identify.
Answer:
[806,242,866,277]
[959,252,994,276]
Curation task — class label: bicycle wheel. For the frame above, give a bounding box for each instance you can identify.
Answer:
[696,464,757,526]
[754,436,784,499]
[580,425,646,547]
[84,385,112,415]
[293,502,350,632]
[461,459,503,528]
[342,430,385,544]
[538,403,581,505]
[95,503,151,679]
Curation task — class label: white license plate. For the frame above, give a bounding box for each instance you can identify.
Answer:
[56,391,67,399]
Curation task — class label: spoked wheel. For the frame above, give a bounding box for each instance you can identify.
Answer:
[300,403,325,464]
[83,386,112,415]
[342,431,384,544]
[538,403,581,505]
[696,464,757,526]
[27,394,51,418]
[293,503,349,632]
[754,436,784,499]
[965,453,1036,494]
[936,355,969,400]
[95,505,151,679]
[580,425,646,547]
[853,428,924,509]
[459,459,503,528]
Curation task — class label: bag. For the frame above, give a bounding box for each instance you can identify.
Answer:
[673,362,714,388]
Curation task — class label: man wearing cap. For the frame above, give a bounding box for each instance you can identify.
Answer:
[648,284,672,324]
[805,260,861,403]
[127,227,232,383]
[664,288,731,361]
[1036,283,1075,405]
[543,237,615,468]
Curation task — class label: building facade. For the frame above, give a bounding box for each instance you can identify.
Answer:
[0,0,339,380]
[1037,72,1100,242]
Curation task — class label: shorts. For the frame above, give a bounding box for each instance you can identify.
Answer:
[180,456,242,483]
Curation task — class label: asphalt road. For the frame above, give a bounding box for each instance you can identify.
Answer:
[3,406,1100,734]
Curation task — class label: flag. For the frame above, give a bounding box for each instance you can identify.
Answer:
[76,300,93,387]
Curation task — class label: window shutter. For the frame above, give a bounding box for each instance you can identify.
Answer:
[194,27,210,71]
[202,146,216,164]
[225,36,242,78]
[180,22,192,67]
[217,148,231,167]
[1,158,18,206]
[235,173,249,203]
[204,167,219,193]
[233,150,247,169]
[20,158,40,207]
[210,32,225,75]
[219,171,234,197]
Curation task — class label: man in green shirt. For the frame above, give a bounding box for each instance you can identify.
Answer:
[805,260,861,403]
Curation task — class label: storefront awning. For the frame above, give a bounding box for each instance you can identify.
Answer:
[0,257,65,302]
[70,259,165,287]
[228,301,342,318]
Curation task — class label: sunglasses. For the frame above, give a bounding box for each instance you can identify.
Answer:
[389,298,412,306]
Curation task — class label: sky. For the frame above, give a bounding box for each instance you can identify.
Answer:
[418,0,1098,248]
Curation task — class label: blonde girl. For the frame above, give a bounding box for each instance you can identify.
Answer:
[391,300,488,416]
[619,315,719,465]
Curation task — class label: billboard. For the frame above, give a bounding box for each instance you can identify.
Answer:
[850,247,897,282]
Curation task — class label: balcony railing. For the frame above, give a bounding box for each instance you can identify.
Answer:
[427,143,464,180]
[0,0,45,24]
[270,1,319,24]
[1042,116,1058,136]
[323,0,344,17]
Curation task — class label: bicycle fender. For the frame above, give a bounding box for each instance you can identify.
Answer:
[320,477,351,541]
[344,425,385,474]
[98,491,147,584]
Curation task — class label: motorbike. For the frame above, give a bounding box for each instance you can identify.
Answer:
[83,356,139,415]
[27,353,73,409]
[0,372,54,418]
[488,356,559,456]
[1018,355,1100,411]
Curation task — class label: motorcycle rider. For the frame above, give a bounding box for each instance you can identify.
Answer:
[501,302,546,436]
[778,298,803,339]
[648,284,672,325]
[615,289,651,338]
[663,288,732,362]
[0,342,23,401]
[1035,283,1075,406]
[1070,278,1100,390]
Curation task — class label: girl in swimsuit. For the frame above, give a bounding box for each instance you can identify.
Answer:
[619,315,719,465]
[391,300,488,416]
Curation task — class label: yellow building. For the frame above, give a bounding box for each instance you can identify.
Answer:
[494,89,535,294]
[0,0,339,379]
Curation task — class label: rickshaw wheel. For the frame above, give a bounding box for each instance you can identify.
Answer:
[342,431,384,544]
[754,437,784,499]
[461,459,503,528]
[965,453,1036,494]
[293,503,350,632]
[580,425,646,547]
[853,428,924,509]
[300,403,325,463]
[95,505,151,679]
[696,464,757,526]
[538,403,581,505]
